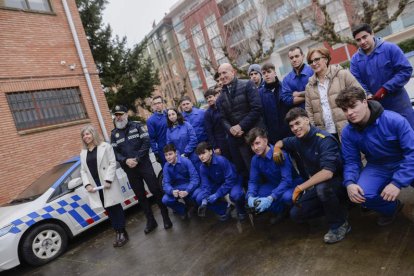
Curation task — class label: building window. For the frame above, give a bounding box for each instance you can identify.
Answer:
[0,0,52,12]
[6,87,88,131]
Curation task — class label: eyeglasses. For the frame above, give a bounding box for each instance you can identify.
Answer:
[309,56,325,65]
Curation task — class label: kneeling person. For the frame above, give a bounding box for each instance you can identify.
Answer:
[195,142,246,221]
[274,108,349,244]
[162,144,200,220]
[245,127,302,223]
[336,86,414,226]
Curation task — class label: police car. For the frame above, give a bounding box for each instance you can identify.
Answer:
[0,155,162,271]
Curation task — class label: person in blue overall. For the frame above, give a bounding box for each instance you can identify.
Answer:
[204,88,231,161]
[194,142,246,221]
[259,62,291,144]
[335,86,414,226]
[147,95,168,166]
[180,96,208,143]
[274,107,349,244]
[281,46,313,109]
[245,127,302,224]
[350,23,414,129]
[162,143,200,220]
[166,107,201,172]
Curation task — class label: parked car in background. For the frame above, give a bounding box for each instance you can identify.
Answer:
[0,155,161,271]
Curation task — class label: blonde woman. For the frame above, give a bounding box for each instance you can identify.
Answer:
[305,47,364,139]
[80,125,128,247]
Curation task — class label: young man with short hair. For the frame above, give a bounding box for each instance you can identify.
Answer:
[147,95,168,165]
[245,127,302,223]
[180,96,208,143]
[195,142,246,221]
[259,62,291,144]
[204,88,231,160]
[335,86,414,226]
[162,144,200,220]
[274,108,349,244]
[350,23,414,129]
[281,46,313,109]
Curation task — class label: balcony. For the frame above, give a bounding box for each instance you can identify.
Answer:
[222,0,254,25]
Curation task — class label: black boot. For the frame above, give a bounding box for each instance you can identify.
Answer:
[144,216,158,234]
[116,229,129,247]
[113,231,120,247]
[160,207,173,229]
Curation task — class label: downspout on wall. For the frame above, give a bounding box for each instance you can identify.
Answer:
[62,0,110,141]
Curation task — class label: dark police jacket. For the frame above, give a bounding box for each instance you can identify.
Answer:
[110,121,150,166]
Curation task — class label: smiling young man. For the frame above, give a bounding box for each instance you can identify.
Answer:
[335,86,414,226]
[274,107,349,244]
[162,144,200,220]
[245,127,301,224]
[281,47,313,109]
[194,142,246,221]
[350,23,414,129]
[180,96,208,144]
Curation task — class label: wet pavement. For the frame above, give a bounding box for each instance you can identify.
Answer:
[4,188,414,276]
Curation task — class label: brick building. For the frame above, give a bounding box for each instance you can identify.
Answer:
[0,0,113,204]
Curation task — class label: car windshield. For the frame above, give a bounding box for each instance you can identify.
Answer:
[7,162,76,204]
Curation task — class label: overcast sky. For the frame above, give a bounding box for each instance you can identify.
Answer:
[102,0,179,48]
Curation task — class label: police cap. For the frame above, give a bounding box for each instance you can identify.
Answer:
[113,105,128,115]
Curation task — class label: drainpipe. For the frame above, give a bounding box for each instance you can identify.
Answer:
[62,0,110,141]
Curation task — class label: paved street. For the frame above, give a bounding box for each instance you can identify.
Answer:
[4,189,414,276]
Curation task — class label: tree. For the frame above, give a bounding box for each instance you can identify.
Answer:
[76,0,159,113]
[294,0,409,46]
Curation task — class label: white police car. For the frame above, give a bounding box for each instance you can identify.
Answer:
[0,155,161,271]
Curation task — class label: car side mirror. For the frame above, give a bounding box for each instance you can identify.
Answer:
[68,177,83,190]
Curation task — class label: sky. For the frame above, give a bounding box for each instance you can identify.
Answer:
[102,0,179,48]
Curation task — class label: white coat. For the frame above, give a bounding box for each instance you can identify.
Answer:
[80,142,124,209]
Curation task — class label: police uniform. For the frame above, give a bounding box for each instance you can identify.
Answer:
[282,126,346,230]
[111,105,171,232]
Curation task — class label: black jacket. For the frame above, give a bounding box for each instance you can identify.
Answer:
[217,78,263,134]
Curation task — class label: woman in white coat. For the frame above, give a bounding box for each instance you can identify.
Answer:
[80,125,128,247]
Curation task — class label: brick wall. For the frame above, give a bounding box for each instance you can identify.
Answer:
[0,1,113,204]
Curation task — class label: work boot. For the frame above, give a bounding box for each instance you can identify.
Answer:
[377,200,404,226]
[161,208,173,229]
[144,217,158,234]
[114,229,129,247]
[323,221,351,244]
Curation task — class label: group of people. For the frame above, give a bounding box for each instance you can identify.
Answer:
[78,23,414,247]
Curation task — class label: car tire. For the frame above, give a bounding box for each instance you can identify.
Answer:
[20,223,68,266]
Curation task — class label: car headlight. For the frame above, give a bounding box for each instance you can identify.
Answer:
[0,224,13,237]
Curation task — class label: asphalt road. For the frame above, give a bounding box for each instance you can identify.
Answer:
[4,188,414,276]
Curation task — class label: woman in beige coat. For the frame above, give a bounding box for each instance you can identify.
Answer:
[305,47,364,139]
[80,125,128,247]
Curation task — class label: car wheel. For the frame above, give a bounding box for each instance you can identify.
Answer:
[20,223,68,266]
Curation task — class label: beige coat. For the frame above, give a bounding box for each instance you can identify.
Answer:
[305,64,364,137]
[80,142,124,209]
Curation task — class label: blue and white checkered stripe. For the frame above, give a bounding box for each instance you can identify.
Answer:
[9,195,104,234]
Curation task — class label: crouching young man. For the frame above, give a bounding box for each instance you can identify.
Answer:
[162,144,200,220]
[245,127,302,224]
[274,108,349,244]
[335,86,414,226]
[194,142,246,221]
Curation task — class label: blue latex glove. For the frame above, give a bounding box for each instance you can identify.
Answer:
[256,196,273,213]
[207,194,219,203]
[247,196,258,208]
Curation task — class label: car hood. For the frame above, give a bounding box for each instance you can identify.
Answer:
[0,199,45,228]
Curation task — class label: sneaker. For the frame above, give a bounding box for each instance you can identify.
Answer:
[377,200,404,226]
[323,221,351,244]
[237,212,247,221]
[219,213,230,222]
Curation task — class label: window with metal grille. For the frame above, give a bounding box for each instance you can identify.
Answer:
[7,87,88,130]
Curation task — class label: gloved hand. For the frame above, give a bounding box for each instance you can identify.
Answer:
[256,196,273,213]
[247,196,258,208]
[292,186,304,204]
[373,87,387,101]
[207,194,219,204]
[273,147,285,165]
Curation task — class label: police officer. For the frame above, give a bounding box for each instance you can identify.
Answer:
[111,105,172,234]
[274,107,349,244]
